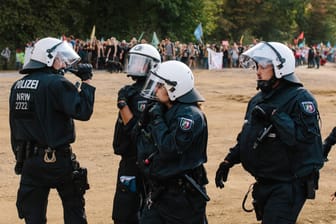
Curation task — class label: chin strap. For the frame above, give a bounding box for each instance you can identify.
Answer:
[257,75,278,93]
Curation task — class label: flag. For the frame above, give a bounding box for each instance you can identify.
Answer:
[90,25,96,42]
[138,32,145,42]
[239,35,244,44]
[151,32,160,48]
[194,23,203,42]
[297,32,304,40]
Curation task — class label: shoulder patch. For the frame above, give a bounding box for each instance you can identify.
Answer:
[137,100,147,112]
[179,117,194,131]
[301,101,316,114]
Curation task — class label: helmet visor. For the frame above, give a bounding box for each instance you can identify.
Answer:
[140,72,165,100]
[239,55,273,70]
[55,41,80,67]
[127,54,152,76]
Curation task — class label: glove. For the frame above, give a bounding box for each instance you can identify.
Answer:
[14,162,23,175]
[69,63,93,81]
[147,102,163,121]
[251,104,276,122]
[117,85,137,103]
[215,161,232,189]
[323,140,332,161]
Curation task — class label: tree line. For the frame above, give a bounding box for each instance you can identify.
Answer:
[1,0,336,50]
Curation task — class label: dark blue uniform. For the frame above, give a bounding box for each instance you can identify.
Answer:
[9,69,95,224]
[225,81,323,223]
[112,80,150,224]
[137,102,208,224]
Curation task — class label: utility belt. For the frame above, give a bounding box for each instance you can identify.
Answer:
[14,141,72,174]
[145,173,209,209]
[32,145,72,159]
[144,178,194,210]
[255,172,319,199]
[149,178,192,194]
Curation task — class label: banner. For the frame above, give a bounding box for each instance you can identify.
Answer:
[207,48,223,70]
[194,23,203,42]
[222,40,229,46]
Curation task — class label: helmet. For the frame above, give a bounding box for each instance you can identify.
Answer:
[141,60,205,103]
[240,41,301,84]
[20,37,80,74]
[127,43,161,77]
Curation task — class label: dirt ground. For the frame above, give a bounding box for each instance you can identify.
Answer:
[1,64,336,224]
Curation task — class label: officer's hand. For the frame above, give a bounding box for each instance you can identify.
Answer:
[252,104,276,121]
[117,85,137,103]
[323,141,332,161]
[148,102,163,121]
[215,161,232,189]
[14,162,23,175]
[69,63,93,81]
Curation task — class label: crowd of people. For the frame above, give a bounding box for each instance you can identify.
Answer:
[8,34,333,224]
[3,34,335,72]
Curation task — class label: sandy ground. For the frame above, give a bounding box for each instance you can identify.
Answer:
[1,64,336,224]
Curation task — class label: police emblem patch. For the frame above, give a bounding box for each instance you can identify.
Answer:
[301,101,316,114]
[179,117,194,131]
[138,101,147,112]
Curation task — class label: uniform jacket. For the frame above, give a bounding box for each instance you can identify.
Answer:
[9,69,95,152]
[137,102,208,180]
[226,81,323,181]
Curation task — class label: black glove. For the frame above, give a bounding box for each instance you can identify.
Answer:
[117,85,137,103]
[252,104,276,122]
[323,140,332,161]
[69,63,93,81]
[147,102,163,121]
[215,161,232,189]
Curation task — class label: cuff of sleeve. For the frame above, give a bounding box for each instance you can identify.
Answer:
[152,118,164,126]
[80,82,96,91]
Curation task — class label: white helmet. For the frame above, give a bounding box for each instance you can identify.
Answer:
[141,60,205,103]
[240,41,300,84]
[20,37,80,74]
[127,43,161,77]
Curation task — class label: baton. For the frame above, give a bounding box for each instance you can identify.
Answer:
[184,174,210,201]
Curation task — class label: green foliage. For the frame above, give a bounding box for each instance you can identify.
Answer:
[0,0,336,52]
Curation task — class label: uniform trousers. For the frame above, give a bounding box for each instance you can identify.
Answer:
[16,150,87,224]
[140,187,207,224]
[252,179,307,224]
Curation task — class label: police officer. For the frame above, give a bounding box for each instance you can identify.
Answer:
[112,43,161,224]
[215,42,324,224]
[9,37,95,224]
[135,60,209,224]
[322,127,336,161]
